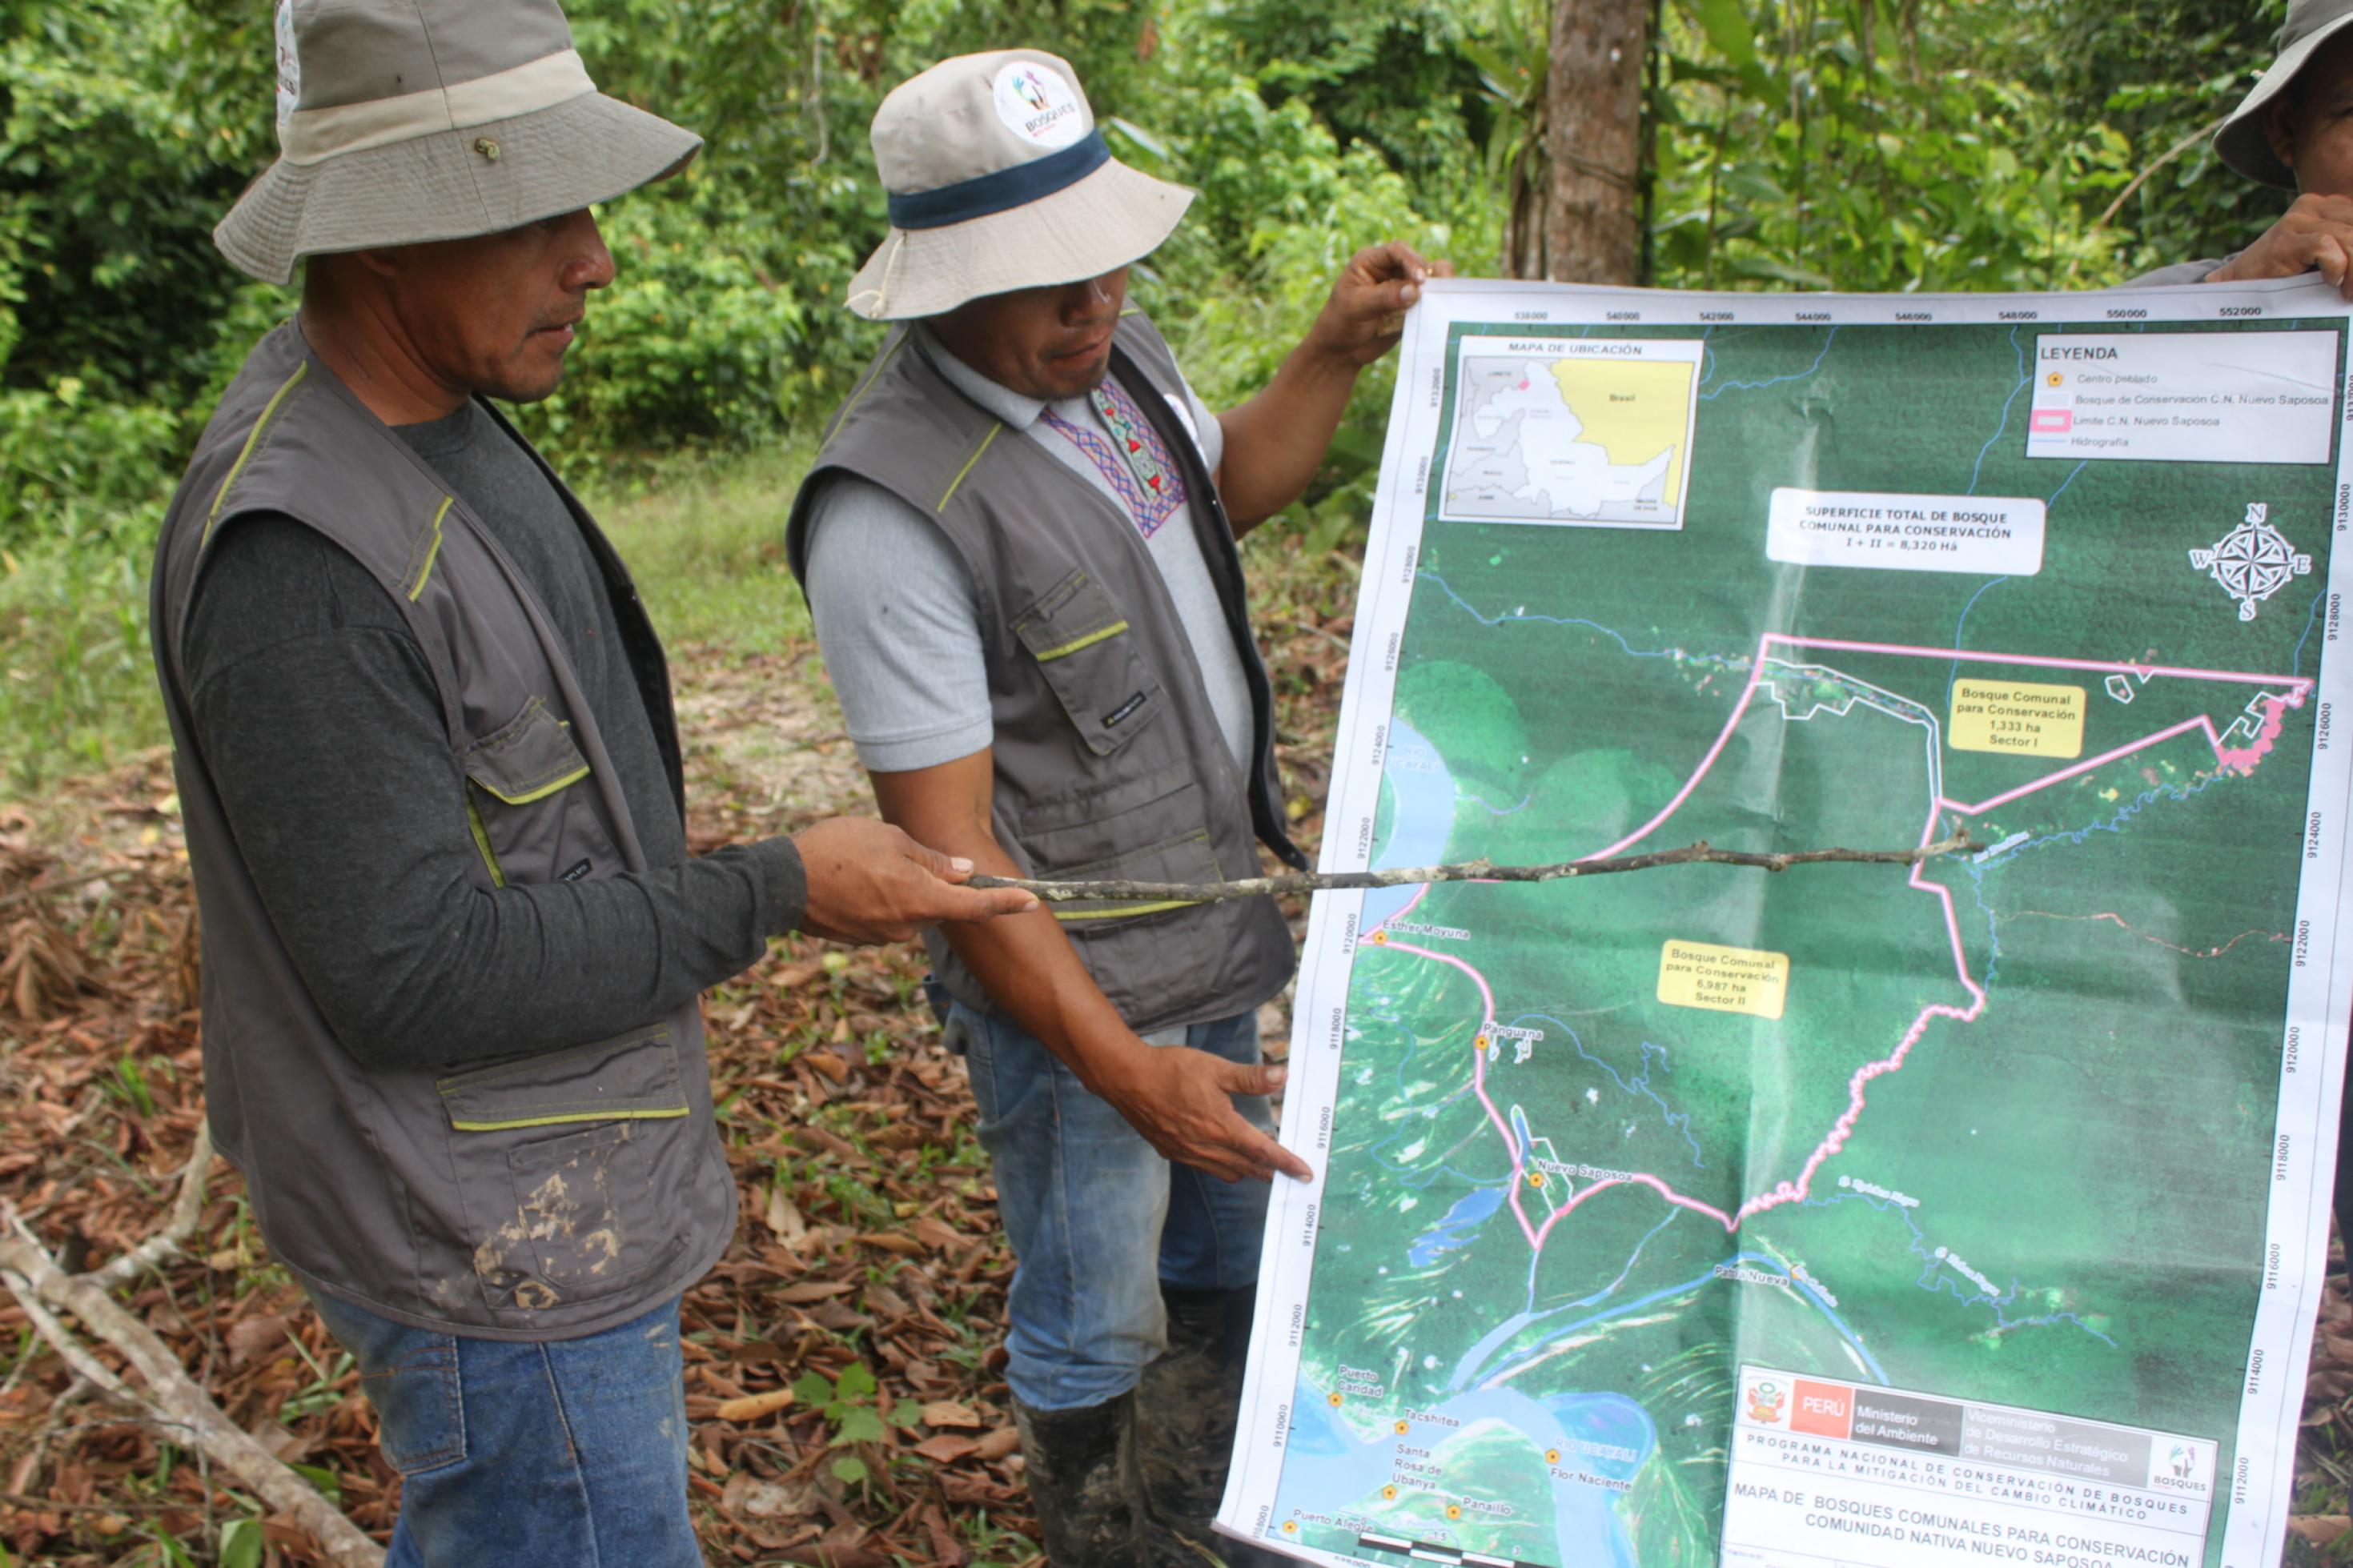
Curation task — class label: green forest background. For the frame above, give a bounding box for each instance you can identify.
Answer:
[0,0,2293,792]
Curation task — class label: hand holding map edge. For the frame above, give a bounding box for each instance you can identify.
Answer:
[2208,191,2353,296]
[1306,241,1456,368]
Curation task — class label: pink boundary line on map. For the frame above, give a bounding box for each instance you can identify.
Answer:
[1366,632,2309,1251]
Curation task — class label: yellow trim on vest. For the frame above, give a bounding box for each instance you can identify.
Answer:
[1030,620,1130,661]
[938,423,1002,511]
[406,495,455,601]
[1052,898,1201,920]
[465,792,506,887]
[474,763,590,807]
[449,1107,690,1133]
[203,362,310,546]
[821,335,909,454]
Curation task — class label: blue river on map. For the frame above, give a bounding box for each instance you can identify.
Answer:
[1359,720,1456,933]
[1294,724,1648,1565]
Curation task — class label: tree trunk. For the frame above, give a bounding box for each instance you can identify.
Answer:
[1532,0,1649,284]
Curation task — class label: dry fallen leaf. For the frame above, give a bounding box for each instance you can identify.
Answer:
[913,1434,980,1464]
[2288,1514,2351,1546]
[713,1387,796,1423]
[922,1400,984,1430]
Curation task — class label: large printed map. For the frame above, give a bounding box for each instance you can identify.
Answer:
[1219,280,2353,1568]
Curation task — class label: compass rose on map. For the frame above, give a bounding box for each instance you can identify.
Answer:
[2187,503,2311,621]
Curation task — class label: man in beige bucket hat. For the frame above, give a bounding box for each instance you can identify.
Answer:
[153,4,1030,1562]
[2134,0,2353,290]
[789,46,1444,1567]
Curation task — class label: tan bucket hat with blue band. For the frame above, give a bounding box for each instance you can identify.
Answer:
[215,0,702,286]
[846,50,1195,320]
[2214,0,2353,187]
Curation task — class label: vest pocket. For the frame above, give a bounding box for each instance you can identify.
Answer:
[436,1027,692,1313]
[1038,826,1222,931]
[1014,570,1166,756]
[435,1025,687,1130]
[461,696,616,886]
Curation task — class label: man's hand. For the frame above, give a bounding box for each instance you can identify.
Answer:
[1303,241,1454,370]
[791,817,1037,945]
[2208,194,2353,297]
[1088,1041,1315,1183]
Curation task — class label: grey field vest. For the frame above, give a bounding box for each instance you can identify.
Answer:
[150,320,733,1340]
[786,314,1306,1032]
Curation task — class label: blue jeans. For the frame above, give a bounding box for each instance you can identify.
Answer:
[305,1289,697,1568]
[946,1001,1273,1411]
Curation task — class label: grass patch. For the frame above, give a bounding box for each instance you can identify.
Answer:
[0,436,822,803]
[593,435,819,654]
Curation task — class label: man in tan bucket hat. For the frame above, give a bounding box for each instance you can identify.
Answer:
[152,4,1030,1562]
[789,46,1443,1567]
[2134,0,2353,291]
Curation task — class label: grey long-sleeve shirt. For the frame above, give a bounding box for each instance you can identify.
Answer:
[180,400,804,1074]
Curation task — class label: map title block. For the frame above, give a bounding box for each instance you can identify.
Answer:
[1657,940,1790,1019]
[2026,330,2338,464]
[1949,679,2086,759]
[1765,487,2046,575]
[1722,1363,2215,1568]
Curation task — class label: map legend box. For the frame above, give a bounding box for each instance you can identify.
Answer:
[2026,329,2339,465]
[1721,1364,2215,1568]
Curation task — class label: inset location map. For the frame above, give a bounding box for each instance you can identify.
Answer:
[1220,280,2353,1568]
[1440,337,1702,527]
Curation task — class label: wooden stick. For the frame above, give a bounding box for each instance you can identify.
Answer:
[88,1122,215,1289]
[971,832,1974,904]
[0,1222,385,1567]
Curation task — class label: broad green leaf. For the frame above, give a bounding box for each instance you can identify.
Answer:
[835,1406,888,1446]
[219,1519,264,1568]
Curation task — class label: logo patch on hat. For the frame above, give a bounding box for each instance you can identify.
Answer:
[992,61,1086,149]
[274,0,302,128]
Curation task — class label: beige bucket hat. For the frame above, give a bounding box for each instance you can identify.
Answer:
[2214,0,2353,186]
[215,0,702,286]
[846,50,1194,320]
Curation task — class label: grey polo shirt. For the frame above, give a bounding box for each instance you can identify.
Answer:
[801,324,1253,773]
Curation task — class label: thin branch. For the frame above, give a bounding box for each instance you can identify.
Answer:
[87,1123,215,1289]
[0,1215,383,1567]
[0,868,130,915]
[975,832,1974,904]
[2087,117,2227,239]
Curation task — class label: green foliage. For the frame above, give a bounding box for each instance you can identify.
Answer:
[0,0,2321,788]
[1646,0,2283,291]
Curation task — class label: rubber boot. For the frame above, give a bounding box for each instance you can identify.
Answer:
[1014,1391,1153,1567]
[1138,1285,1289,1568]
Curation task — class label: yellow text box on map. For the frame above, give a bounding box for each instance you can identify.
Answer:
[1949,680,2086,760]
[1657,941,1789,1021]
